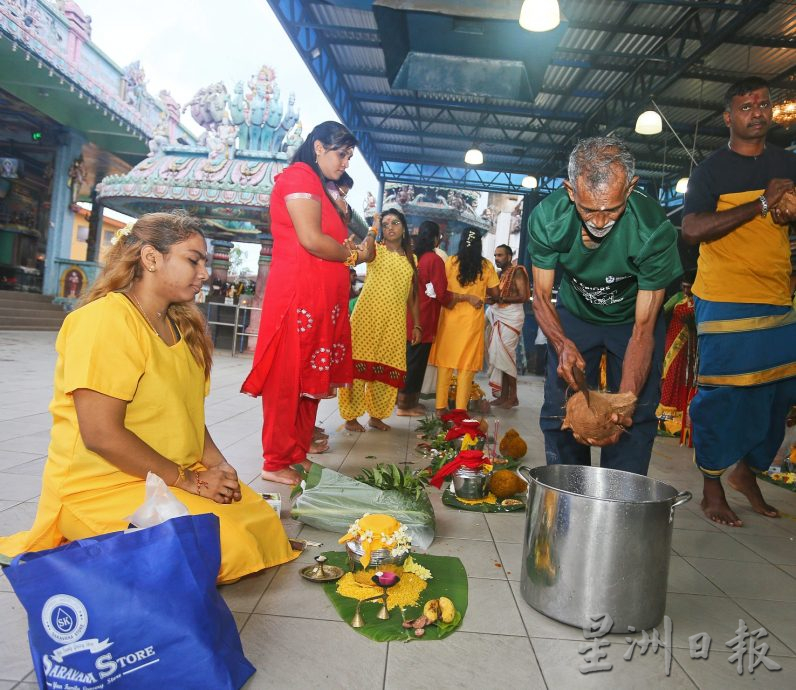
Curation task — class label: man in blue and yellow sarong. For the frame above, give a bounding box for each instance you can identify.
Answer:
[683,76,796,527]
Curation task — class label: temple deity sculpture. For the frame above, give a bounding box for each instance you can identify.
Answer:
[273,91,298,153]
[229,81,250,150]
[158,90,181,122]
[363,191,377,224]
[147,116,170,157]
[282,122,304,159]
[262,85,283,153]
[121,60,147,109]
[248,84,267,151]
[184,87,211,131]
[215,116,239,160]
[207,82,228,128]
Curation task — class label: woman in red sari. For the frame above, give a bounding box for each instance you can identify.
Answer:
[242,122,374,485]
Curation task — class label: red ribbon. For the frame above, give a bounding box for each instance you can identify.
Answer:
[430,450,486,488]
[444,420,485,441]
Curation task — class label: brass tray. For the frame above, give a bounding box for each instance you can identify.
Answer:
[299,556,345,583]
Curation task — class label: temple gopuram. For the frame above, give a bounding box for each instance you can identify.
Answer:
[0,0,195,300]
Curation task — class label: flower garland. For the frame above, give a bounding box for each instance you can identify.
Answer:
[339,513,412,567]
[110,222,135,246]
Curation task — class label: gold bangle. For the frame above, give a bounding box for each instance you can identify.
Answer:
[344,249,358,267]
[368,227,378,237]
[172,465,185,487]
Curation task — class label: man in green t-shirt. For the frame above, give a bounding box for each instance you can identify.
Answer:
[529,136,682,475]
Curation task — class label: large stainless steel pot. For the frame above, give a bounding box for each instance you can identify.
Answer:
[519,465,691,632]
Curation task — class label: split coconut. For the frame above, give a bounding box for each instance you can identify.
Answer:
[562,391,637,442]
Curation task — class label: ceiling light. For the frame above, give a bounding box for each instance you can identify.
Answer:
[310,47,321,59]
[635,110,662,135]
[521,175,538,189]
[519,0,560,32]
[464,147,483,165]
[675,177,689,194]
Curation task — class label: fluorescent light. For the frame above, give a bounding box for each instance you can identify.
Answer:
[675,177,689,194]
[465,147,483,165]
[635,110,662,135]
[521,175,538,189]
[519,0,560,32]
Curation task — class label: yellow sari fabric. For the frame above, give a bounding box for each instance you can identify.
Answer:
[0,293,297,582]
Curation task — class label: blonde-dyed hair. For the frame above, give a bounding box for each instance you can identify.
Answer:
[83,211,213,377]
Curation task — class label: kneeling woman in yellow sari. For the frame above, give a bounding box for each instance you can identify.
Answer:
[0,212,298,583]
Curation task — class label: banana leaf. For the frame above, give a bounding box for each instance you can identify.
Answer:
[291,464,436,549]
[320,551,467,642]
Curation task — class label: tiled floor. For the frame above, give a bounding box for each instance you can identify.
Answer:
[0,331,794,689]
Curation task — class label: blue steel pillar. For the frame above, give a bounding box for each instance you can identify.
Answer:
[43,128,86,295]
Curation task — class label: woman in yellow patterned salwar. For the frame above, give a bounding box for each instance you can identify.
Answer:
[339,209,421,431]
[429,227,500,413]
[0,212,298,583]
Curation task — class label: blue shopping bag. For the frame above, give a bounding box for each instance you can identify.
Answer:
[5,514,255,690]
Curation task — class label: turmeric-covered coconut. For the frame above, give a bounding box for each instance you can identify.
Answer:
[498,428,527,459]
[562,391,636,442]
[488,469,528,499]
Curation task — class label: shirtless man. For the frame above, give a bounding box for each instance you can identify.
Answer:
[486,245,530,407]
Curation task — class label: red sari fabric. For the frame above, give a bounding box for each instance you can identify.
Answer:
[406,251,449,342]
[241,163,352,469]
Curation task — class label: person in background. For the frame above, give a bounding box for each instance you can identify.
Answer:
[681,76,796,526]
[429,228,499,413]
[486,244,530,408]
[242,121,374,485]
[339,208,420,431]
[0,212,299,583]
[529,136,682,476]
[397,220,451,416]
[328,171,354,223]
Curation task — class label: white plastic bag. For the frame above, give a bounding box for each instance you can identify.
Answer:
[128,471,190,528]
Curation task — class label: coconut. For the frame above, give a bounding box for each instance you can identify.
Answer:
[499,429,528,459]
[488,469,528,499]
[561,391,637,442]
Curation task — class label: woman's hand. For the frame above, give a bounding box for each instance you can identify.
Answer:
[356,234,376,263]
[410,325,422,345]
[189,466,241,504]
[466,294,484,309]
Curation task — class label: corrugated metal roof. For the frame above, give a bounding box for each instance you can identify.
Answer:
[268,0,796,191]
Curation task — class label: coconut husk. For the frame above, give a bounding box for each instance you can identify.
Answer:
[561,391,637,441]
[488,469,528,499]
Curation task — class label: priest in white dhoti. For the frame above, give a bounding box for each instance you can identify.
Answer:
[487,245,530,408]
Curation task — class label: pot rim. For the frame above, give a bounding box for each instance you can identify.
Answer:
[525,465,684,505]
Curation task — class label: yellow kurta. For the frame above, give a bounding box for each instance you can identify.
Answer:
[0,292,297,582]
[349,243,415,384]
[429,257,499,372]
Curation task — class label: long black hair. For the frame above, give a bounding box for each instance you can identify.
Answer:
[456,226,484,286]
[291,121,357,220]
[290,121,358,180]
[381,208,416,276]
[413,220,440,258]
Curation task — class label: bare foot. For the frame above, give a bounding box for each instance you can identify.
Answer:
[436,408,450,418]
[701,477,743,527]
[313,426,328,441]
[726,462,779,518]
[261,467,303,485]
[490,396,506,406]
[368,417,391,431]
[309,438,329,454]
[345,420,366,433]
[396,406,425,417]
[298,459,311,471]
[494,399,518,409]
